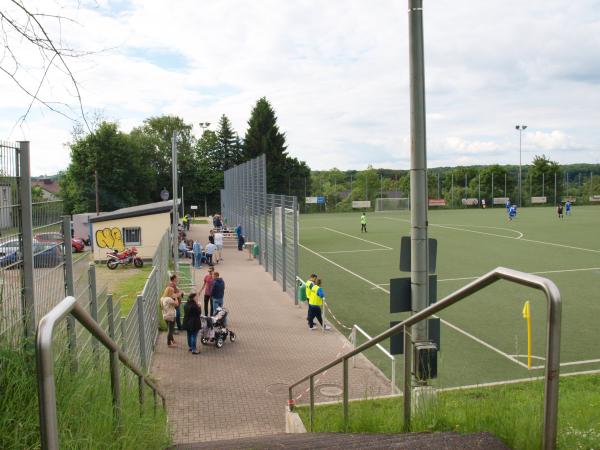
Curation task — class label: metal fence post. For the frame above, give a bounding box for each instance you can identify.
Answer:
[136,295,147,371]
[343,358,349,430]
[62,215,77,372]
[272,196,276,282]
[281,196,287,292]
[106,294,122,430]
[293,196,299,305]
[18,141,36,338]
[264,195,269,273]
[120,317,127,354]
[88,263,99,356]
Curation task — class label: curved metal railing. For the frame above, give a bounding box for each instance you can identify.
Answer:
[36,296,167,450]
[288,267,561,450]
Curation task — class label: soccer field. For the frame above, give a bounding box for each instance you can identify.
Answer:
[299,206,600,388]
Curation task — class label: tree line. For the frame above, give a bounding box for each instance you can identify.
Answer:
[59,97,311,215]
[309,156,600,211]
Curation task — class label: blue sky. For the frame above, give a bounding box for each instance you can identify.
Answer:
[1,0,599,175]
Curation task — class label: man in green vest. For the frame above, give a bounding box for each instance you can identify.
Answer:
[305,274,317,301]
[360,212,367,233]
[308,278,330,330]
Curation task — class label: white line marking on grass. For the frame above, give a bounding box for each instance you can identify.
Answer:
[321,248,392,254]
[371,266,600,288]
[322,227,393,249]
[382,216,600,254]
[300,242,528,369]
[299,243,390,295]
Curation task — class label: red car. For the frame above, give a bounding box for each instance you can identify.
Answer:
[34,232,85,253]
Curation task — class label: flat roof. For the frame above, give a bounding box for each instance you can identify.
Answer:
[89,200,175,223]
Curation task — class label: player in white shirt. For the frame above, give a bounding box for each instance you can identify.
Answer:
[214,231,224,263]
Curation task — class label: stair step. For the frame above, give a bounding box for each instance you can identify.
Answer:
[172,431,510,450]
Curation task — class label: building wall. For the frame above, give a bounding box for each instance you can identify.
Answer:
[92,212,170,261]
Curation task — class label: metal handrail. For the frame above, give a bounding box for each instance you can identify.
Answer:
[36,296,167,450]
[288,267,561,450]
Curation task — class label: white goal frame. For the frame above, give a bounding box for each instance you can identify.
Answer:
[375,197,410,212]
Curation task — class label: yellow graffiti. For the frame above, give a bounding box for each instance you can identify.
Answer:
[96,227,125,252]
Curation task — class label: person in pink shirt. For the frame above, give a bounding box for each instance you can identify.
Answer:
[200,266,215,316]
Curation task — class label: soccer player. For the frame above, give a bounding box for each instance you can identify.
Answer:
[360,213,367,233]
[557,203,564,219]
[508,204,517,221]
[565,200,571,216]
[505,199,511,212]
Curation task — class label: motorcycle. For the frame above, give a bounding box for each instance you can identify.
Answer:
[106,247,144,270]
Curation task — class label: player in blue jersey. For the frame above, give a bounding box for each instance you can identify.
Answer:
[508,204,517,221]
[565,200,571,216]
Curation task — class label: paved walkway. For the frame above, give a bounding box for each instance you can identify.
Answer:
[151,222,391,445]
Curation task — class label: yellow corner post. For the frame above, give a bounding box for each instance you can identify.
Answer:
[522,301,532,368]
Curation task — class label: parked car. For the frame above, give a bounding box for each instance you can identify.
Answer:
[34,232,85,253]
[0,241,62,269]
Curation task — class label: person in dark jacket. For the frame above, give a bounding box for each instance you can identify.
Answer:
[183,293,202,354]
[211,272,226,324]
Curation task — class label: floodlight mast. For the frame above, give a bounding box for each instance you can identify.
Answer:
[408,0,429,351]
[516,125,527,207]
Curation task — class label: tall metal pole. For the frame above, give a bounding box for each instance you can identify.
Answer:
[95,170,100,215]
[380,174,383,200]
[505,172,507,199]
[350,174,353,200]
[437,172,440,199]
[19,141,35,338]
[408,0,429,345]
[172,132,179,272]
[542,172,545,197]
[478,172,481,207]
[554,172,557,205]
[491,172,494,208]
[516,125,527,207]
[451,172,454,208]
[181,186,185,218]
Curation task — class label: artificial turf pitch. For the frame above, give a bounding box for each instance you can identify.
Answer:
[299,205,600,388]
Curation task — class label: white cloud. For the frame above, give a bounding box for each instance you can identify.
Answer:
[1,0,599,175]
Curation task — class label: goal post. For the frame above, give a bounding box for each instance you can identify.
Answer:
[375,197,410,212]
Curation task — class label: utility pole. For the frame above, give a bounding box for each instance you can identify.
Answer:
[408,0,429,350]
[451,172,454,208]
[491,172,494,208]
[95,169,100,216]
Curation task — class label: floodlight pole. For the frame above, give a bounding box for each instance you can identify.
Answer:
[172,132,179,272]
[408,0,429,346]
[516,125,527,207]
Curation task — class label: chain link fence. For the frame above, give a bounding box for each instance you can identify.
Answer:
[0,139,169,373]
[221,155,299,299]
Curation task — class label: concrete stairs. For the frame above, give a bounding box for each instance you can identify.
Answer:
[171,432,510,449]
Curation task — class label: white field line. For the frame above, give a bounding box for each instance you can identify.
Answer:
[300,243,528,369]
[321,248,392,254]
[371,266,600,287]
[382,216,600,254]
[322,227,393,249]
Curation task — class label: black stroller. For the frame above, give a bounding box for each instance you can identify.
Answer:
[200,307,236,349]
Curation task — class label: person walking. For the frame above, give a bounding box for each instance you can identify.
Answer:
[360,213,367,233]
[308,278,330,330]
[182,214,189,231]
[161,286,179,347]
[192,239,203,268]
[557,203,564,219]
[236,224,244,251]
[200,266,215,317]
[183,293,202,354]
[211,272,226,323]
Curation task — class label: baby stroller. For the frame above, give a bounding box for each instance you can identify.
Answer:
[200,307,236,349]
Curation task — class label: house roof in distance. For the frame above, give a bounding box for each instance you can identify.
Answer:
[89,200,175,223]
[32,179,60,194]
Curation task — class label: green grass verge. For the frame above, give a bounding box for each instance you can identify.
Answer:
[297,374,600,449]
[0,338,170,449]
[112,266,153,315]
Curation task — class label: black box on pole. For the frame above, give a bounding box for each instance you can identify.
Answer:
[399,236,438,273]
[389,321,404,355]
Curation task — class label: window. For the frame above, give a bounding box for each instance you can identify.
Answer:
[122,227,141,246]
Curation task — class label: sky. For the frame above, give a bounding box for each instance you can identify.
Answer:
[1,0,599,176]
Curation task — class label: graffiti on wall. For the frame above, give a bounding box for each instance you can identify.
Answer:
[95,227,125,252]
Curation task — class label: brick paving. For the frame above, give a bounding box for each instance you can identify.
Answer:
[151,222,392,444]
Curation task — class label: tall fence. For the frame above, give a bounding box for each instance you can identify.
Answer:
[0,138,169,372]
[221,155,299,298]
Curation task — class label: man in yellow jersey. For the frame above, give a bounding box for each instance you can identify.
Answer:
[360,212,367,233]
[308,278,330,330]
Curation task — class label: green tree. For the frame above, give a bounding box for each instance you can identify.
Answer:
[216,115,244,170]
[530,155,561,200]
[60,121,150,213]
[31,186,44,203]
[243,97,289,193]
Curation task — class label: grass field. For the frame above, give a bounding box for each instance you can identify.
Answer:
[299,205,600,388]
